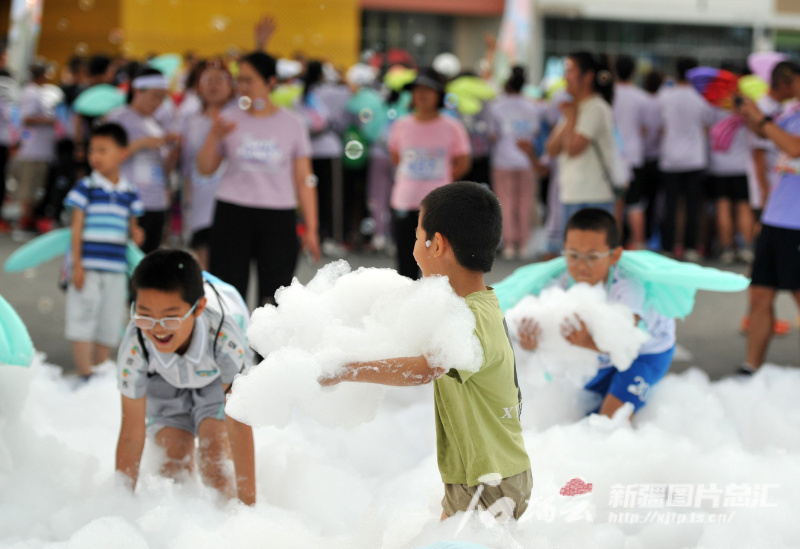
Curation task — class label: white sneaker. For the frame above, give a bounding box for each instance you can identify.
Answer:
[719,250,735,265]
[737,249,754,264]
[683,249,702,263]
[321,238,347,257]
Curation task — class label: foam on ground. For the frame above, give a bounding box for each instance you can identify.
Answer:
[2,351,800,548]
[226,261,483,428]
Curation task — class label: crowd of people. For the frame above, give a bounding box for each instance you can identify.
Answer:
[1,13,799,523]
[1,25,797,373]
[0,43,789,271]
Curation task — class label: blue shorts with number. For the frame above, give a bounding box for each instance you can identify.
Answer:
[584,345,676,412]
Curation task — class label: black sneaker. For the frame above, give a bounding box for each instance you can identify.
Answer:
[735,364,758,377]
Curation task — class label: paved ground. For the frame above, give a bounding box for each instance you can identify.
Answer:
[1,231,797,379]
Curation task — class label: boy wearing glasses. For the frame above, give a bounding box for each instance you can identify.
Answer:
[64,123,145,380]
[516,208,676,418]
[115,249,255,504]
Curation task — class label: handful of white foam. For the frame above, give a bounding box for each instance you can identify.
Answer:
[505,283,650,383]
[225,261,483,428]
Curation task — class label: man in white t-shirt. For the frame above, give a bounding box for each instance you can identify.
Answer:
[657,57,717,261]
[546,52,618,240]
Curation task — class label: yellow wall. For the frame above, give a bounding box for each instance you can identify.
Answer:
[39,0,122,69]
[37,0,359,71]
[120,0,360,66]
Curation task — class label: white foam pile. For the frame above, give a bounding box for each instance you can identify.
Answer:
[505,284,650,382]
[4,356,800,548]
[226,261,482,428]
[2,273,800,547]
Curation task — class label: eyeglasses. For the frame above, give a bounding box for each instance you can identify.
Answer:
[561,249,614,267]
[130,300,199,330]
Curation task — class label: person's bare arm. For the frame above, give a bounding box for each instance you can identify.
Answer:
[23,115,55,125]
[752,148,771,204]
[739,99,800,158]
[560,114,590,156]
[517,140,550,177]
[223,382,256,506]
[70,209,86,290]
[127,136,165,155]
[129,217,145,247]
[254,15,277,52]
[451,154,471,181]
[318,356,446,387]
[546,123,565,158]
[115,395,147,490]
[761,121,800,158]
[294,156,321,262]
[518,318,542,351]
[197,116,235,175]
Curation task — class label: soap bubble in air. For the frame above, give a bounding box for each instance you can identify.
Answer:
[359,217,376,236]
[344,140,364,160]
[412,33,426,47]
[37,297,54,314]
[444,93,459,110]
[237,96,252,110]
[305,174,319,188]
[358,108,373,124]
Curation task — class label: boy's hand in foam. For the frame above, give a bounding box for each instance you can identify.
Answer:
[518,317,542,351]
[560,314,601,353]
[317,373,341,387]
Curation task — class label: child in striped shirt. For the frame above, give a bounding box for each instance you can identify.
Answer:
[64,123,145,380]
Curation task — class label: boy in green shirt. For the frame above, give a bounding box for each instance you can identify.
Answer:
[319,181,532,520]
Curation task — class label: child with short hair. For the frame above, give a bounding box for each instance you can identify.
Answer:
[116,249,255,504]
[516,208,676,418]
[320,181,532,520]
[64,122,145,379]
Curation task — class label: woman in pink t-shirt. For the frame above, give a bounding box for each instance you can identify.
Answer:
[388,68,471,279]
[198,52,320,306]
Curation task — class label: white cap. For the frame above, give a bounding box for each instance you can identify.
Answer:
[346,63,377,87]
[433,53,461,79]
[277,59,303,80]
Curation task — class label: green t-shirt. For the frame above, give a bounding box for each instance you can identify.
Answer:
[433,288,531,486]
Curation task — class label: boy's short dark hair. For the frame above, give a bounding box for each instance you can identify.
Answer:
[91,122,128,147]
[615,55,636,82]
[88,54,111,78]
[676,57,698,81]
[420,181,502,273]
[565,208,620,248]
[771,60,800,90]
[131,249,205,305]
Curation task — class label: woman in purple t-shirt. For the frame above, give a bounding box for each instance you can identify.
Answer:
[178,60,235,270]
[198,52,320,306]
[106,68,177,253]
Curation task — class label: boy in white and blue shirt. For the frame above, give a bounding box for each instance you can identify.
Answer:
[517,208,676,417]
[64,122,144,379]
